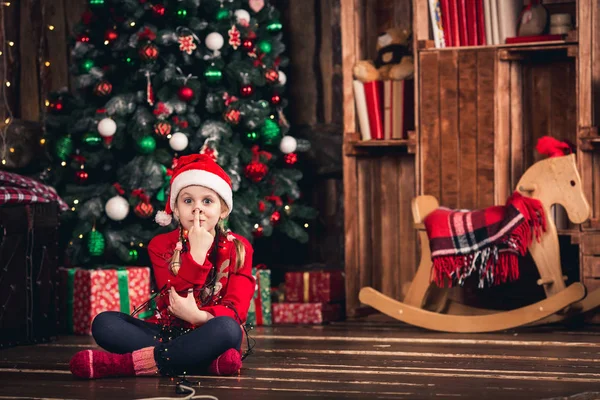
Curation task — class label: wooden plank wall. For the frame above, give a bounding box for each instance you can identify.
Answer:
[343,0,415,317]
[0,0,87,123]
[420,49,496,210]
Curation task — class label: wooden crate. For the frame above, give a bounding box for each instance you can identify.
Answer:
[341,0,599,319]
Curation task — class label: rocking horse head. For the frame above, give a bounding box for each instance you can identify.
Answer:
[517,136,590,224]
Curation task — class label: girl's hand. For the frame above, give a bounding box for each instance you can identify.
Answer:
[167,288,211,325]
[187,210,214,264]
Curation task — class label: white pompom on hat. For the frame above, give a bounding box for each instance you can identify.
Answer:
[155,154,233,226]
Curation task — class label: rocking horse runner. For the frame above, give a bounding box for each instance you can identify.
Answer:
[359,136,596,333]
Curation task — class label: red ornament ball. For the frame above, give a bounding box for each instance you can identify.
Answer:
[271,93,281,105]
[244,160,268,182]
[94,81,112,96]
[78,34,90,43]
[252,225,264,238]
[284,153,297,165]
[75,170,89,184]
[139,43,159,61]
[152,4,166,17]
[242,39,254,51]
[240,84,254,97]
[154,121,171,137]
[270,211,281,225]
[177,86,194,102]
[258,200,266,212]
[134,201,154,218]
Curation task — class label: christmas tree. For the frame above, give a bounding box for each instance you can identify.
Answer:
[40,0,316,268]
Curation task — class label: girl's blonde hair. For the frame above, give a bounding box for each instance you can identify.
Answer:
[169,198,245,276]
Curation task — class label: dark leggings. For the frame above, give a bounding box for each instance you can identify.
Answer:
[91,311,242,375]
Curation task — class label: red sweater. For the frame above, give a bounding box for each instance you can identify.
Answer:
[146,229,255,327]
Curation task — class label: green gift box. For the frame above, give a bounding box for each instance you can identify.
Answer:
[246,266,272,326]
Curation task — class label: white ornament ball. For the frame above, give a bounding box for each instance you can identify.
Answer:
[279,136,297,154]
[97,118,117,137]
[278,70,287,85]
[234,9,250,24]
[105,195,129,221]
[205,32,224,51]
[169,132,189,151]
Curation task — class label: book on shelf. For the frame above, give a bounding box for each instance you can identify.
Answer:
[430,0,575,47]
[353,79,414,141]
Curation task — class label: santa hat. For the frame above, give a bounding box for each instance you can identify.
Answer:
[155,154,233,226]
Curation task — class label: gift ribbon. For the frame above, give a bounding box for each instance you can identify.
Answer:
[137,298,157,320]
[253,270,264,325]
[117,268,130,314]
[303,272,310,303]
[65,268,76,334]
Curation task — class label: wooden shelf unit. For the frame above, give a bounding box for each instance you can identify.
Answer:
[341,0,600,319]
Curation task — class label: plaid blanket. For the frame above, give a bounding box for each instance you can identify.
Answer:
[0,170,68,211]
[423,192,546,288]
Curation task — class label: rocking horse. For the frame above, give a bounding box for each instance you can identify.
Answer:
[359,136,600,333]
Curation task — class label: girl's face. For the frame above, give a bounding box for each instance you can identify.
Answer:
[173,185,228,235]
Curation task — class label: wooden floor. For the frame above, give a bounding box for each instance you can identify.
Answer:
[2,316,600,400]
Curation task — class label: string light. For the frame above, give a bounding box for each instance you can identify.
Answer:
[78,234,83,239]
[0,0,13,165]
[61,161,66,166]
[40,138,45,144]
[7,41,13,46]
[304,223,309,228]
[44,61,50,67]
[48,25,54,30]
[73,199,79,204]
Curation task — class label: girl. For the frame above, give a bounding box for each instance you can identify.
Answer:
[69,154,256,379]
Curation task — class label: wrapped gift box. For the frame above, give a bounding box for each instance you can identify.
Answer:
[59,267,151,335]
[284,270,345,303]
[272,302,343,324]
[246,267,272,326]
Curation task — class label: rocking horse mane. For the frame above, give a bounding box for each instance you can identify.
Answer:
[536,135,574,158]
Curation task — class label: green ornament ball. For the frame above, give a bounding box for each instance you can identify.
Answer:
[216,8,230,21]
[55,136,73,161]
[129,248,139,263]
[82,132,102,147]
[87,230,105,257]
[257,40,272,54]
[137,136,156,154]
[204,64,223,84]
[261,119,280,144]
[267,20,282,33]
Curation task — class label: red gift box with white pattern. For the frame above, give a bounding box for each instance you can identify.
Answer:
[284,270,345,303]
[59,267,151,335]
[272,302,343,324]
